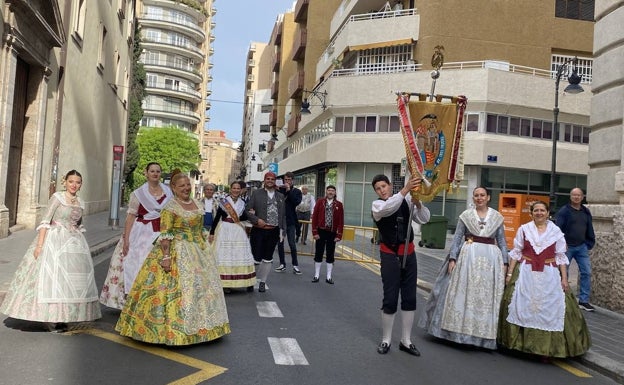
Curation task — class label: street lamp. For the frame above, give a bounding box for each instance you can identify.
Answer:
[550,57,584,215]
[300,89,328,114]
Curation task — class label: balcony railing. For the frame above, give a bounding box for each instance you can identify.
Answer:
[143,35,204,56]
[140,13,204,36]
[292,27,307,61]
[329,60,592,83]
[288,70,304,98]
[146,81,202,99]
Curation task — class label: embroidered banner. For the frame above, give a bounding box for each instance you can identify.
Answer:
[397,94,467,202]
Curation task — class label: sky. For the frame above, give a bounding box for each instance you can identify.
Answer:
[208,1,296,142]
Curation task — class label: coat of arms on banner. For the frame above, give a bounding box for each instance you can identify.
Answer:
[397,94,467,202]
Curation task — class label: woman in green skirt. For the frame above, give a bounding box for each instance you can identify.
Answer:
[498,200,591,358]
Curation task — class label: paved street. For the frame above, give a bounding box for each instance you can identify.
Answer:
[0,210,623,384]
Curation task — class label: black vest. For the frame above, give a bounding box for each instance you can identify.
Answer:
[374,200,413,249]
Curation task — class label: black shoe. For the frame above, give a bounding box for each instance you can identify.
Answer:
[377,342,390,354]
[579,302,595,312]
[399,342,421,356]
[325,278,334,284]
[312,276,319,283]
[258,282,266,292]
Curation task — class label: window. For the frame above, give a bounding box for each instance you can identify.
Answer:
[531,120,543,138]
[519,118,531,137]
[465,113,479,131]
[73,0,87,42]
[497,116,509,134]
[355,116,376,132]
[260,104,272,113]
[98,24,108,72]
[509,117,520,136]
[555,0,594,21]
[379,116,400,132]
[334,116,353,133]
[259,124,270,133]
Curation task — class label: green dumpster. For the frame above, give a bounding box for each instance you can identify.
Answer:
[418,215,448,249]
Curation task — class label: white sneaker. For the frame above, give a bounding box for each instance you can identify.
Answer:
[275,264,286,272]
[293,266,302,275]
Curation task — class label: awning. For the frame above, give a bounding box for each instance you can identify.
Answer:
[348,38,414,51]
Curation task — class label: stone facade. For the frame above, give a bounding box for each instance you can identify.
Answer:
[588,1,624,312]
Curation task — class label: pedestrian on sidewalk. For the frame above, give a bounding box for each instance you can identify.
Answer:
[100,162,172,310]
[498,200,591,358]
[246,172,286,293]
[555,187,596,312]
[0,170,100,332]
[419,186,508,349]
[295,185,315,245]
[209,181,256,292]
[275,172,303,275]
[311,185,344,284]
[115,170,230,345]
[372,175,430,356]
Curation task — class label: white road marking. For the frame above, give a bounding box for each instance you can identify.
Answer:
[256,301,284,318]
[268,337,309,365]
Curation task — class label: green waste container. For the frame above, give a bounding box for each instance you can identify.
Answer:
[418,215,448,249]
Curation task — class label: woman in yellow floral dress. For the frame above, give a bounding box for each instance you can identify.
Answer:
[115,171,230,345]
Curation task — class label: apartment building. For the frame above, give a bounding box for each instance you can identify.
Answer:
[264,0,594,227]
[240,42,276,186]
[136,0,215,135]
[0,0,134,238]
[200,130,241,191]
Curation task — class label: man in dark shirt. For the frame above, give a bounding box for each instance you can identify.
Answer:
[555,187,596,311]
[275,172,303,275]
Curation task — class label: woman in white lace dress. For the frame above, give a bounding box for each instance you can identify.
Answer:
[0,170,101,332]
[100,162,172,309]
[419,186,508,349]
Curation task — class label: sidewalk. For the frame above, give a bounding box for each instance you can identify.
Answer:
[415,233,624,384]
[0,212,623,382]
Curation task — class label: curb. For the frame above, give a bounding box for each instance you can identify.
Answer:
[577,351,624,384]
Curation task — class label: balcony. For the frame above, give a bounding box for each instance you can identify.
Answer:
[292,27,307,61]
[142,36,205,62]
[270,20,283,46]
[294,0,309,23]
[143,103,201,125]
[288,70,304,99]
[143,0,207,22]
[272,51,281,72]
[271,80,279,99]
[287,113,301,137]
[317,8,419,80]
[139,13,205,42]
[269,108,278,126]
[145,81,202,103]
[142,57,203,83]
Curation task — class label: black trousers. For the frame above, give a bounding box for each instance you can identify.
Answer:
[250,227,280,263]
[314,228,336,263]
[379,249,417,314]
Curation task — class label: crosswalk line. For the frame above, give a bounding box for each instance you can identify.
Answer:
[256,301,284,318]
[268,337,309,365]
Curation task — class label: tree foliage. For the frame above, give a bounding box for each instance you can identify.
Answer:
[123,24,147,202]
[132,126,200,187]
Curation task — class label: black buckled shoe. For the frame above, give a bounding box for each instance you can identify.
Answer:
[325,278,334,284]
[311,276,320,283]
[399,342,421,356]
[377,342,390,354]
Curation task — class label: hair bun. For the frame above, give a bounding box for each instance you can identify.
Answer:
[170,168,182,178]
